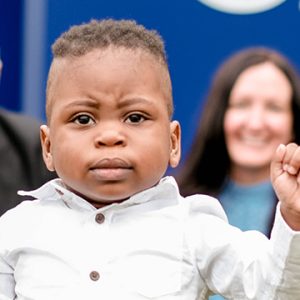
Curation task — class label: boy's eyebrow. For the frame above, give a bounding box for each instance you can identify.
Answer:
[118,97,154,108]
[62,97,162,110]
[63,99,99,109]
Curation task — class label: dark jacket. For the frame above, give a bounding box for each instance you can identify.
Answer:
[0,109,56,216]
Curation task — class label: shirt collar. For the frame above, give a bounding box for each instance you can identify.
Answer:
[18,176,180,212]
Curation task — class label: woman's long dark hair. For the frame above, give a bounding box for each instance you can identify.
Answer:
[176,47,300,197]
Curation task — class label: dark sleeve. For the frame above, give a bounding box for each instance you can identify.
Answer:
[0,109,57,215]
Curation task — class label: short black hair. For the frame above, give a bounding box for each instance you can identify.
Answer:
[51,19,168,67]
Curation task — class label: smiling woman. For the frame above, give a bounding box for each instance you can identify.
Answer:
[224,61,293,184]
[175,46,300,300]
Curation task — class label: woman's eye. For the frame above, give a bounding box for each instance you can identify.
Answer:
[266,102,284,112]
[229,101,249,109]
[125,113,146,124]
[73,114,94,125]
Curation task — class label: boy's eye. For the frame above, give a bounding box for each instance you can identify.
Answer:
[125,113,146,124]
[73,114,95,125]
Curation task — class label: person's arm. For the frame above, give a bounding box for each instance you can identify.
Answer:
[188,143,300,299]
[189,204,300,299]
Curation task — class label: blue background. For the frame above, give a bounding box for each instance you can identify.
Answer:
[1,0,299,158]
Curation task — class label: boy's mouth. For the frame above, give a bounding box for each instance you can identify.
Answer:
[90,158,133,181]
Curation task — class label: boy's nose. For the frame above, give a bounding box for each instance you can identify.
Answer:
[94,129,126,147]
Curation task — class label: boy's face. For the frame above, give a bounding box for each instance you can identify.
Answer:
[41,48,181,207]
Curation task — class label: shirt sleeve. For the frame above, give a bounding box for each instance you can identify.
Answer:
[187,198,300,299]
[269,204,300,298]
[0,256,15,300]
[0,210,17,300]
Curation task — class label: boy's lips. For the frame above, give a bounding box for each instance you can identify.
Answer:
[90,158,133,181]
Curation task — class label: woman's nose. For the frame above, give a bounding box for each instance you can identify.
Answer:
[246,107,265,129]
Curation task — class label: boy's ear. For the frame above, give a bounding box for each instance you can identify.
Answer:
[40,125,55,172]
[169,120,181,168]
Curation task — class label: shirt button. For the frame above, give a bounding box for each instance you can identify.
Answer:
[95,213,105,224]
[90,270,100,281]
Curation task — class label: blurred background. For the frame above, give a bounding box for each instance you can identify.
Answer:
[0,0,299,159]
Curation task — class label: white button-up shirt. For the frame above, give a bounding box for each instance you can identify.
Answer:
[0,176,300,299]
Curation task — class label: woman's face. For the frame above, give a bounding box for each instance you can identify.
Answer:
[224,62,293,182]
